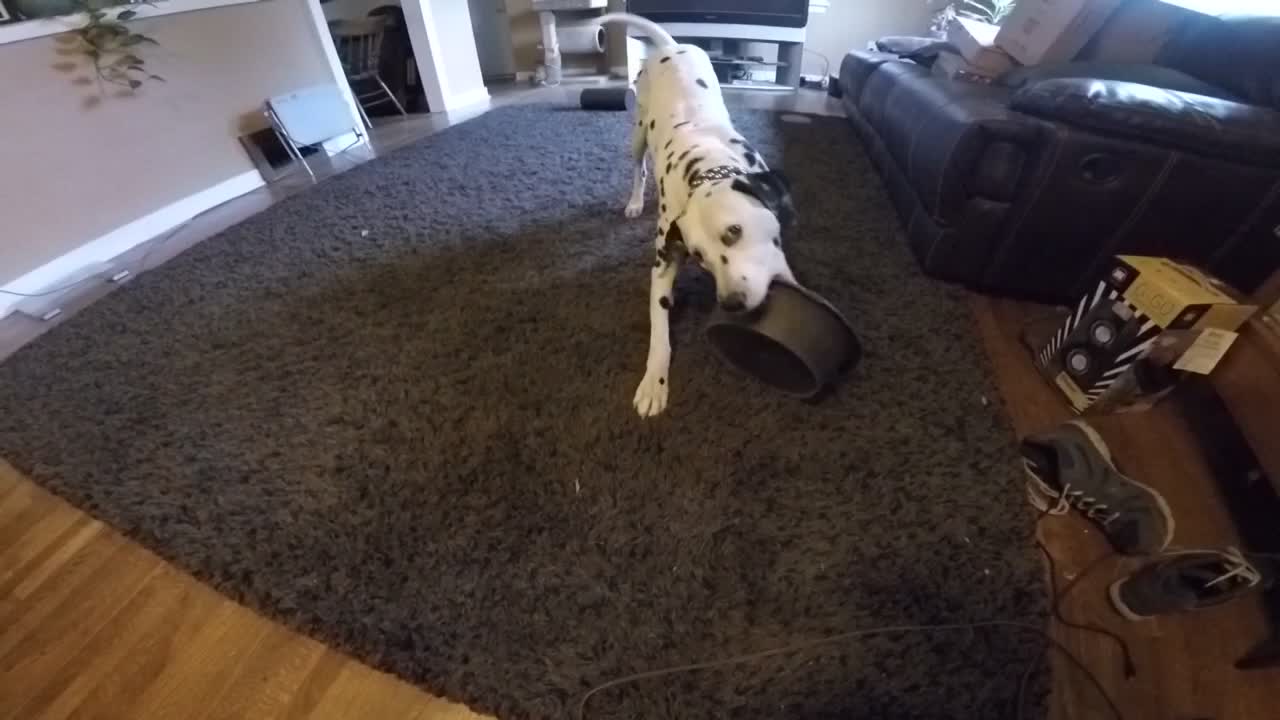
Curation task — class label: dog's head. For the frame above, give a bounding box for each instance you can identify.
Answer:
[671,170,796,313]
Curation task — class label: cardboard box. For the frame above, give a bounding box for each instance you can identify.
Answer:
[1034,256,1256,414]
[947,18,1018,75]
[933,51,1006,84]
[996,0,1125,66]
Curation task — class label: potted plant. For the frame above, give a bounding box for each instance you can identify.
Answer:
[930,0,1018,38]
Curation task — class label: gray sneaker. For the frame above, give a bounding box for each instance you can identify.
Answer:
[1109,548,1266,621]
[1019,420,1174,555]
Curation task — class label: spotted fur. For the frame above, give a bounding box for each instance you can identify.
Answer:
[601,12,797,418]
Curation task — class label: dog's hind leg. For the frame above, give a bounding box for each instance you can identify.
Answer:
[634,232,681,418]
[624,122,648,218]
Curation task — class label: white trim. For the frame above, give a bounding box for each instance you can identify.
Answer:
[0,0,261,46]
[321,131,363,156]
[442,86,491,111]
[0,169,264,319]
[399,0,492,112]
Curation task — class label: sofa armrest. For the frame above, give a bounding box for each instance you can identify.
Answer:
[874,36,942,56]
[1010,78,1280,168]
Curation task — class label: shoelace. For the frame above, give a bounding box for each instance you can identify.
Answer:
[1199,547,1263,590]
[1045,482,1122,527]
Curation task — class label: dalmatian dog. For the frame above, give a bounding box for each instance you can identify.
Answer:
[598,13,798,419]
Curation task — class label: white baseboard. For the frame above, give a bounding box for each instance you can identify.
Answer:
[0,168,265,320]
[442,87,492,112]
[322,131,366,156]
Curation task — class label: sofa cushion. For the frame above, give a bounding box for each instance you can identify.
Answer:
[838,50,905,107]
[849,58,1041,221]
[1001,62,1239,102]
[1011,78,1280,168]
[1158,15,1280,111]
[874,36,941,57]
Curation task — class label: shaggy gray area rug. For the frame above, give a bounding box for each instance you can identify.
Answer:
[0,105,1048,719]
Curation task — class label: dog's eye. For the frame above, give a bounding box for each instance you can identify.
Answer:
[727,224,742,237]
[721,224,743,247]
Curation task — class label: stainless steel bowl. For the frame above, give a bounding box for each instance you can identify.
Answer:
[705,281,861,398]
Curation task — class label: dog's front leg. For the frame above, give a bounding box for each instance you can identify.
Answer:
[634,246,679,418]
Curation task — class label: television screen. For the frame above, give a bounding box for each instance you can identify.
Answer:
[627,0,809,28]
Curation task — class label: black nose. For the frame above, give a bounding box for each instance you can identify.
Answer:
[719,293,747,313]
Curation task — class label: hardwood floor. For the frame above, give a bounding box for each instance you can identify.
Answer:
[973,295,1280,720]
[3,294,1277,719]
[0,463,485,720]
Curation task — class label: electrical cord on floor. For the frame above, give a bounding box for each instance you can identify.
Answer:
[1036,537,1135,678]
[0,135,375,301]
[576,513,1129,720]
[803,47,831,79]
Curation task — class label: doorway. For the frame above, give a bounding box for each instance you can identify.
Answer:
[468,0,517,81]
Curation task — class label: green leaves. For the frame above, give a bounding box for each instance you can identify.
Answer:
[64,0,164,97]
[956,0,1018,25]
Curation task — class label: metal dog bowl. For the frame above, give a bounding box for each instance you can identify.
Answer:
[706,281,861,398]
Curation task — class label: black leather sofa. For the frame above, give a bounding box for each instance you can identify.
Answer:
[839,14,1280,303]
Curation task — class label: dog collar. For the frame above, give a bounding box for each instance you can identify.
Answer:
[688,165,745,191]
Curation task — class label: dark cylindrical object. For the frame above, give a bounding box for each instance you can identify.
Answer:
[706,281,861,399]
[580,87,636,111]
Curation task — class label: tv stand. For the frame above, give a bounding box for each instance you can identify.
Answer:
[623,22,805,91]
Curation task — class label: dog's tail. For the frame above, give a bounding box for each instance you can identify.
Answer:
[597,12,677,48]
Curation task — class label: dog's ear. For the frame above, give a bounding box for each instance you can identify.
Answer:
[731,170,795,229]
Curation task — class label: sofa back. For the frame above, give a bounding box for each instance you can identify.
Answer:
[1157,14,1280,110]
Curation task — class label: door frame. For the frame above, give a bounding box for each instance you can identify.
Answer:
[300,0,491,118]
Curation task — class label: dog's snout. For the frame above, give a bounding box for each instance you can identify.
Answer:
[719,293,747,313]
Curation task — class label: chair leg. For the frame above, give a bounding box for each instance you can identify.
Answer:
[267,106,315,181]
[374,73,408,117]
[355,98,373,130]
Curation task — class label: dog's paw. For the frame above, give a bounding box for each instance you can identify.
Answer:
[633,372,669,418]
[624,199,645,219]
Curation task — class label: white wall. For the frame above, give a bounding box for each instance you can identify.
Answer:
[401,0,489,109]
[0,0,339,288]
[802,0,937,77]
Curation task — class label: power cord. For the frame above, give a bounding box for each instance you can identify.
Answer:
[576,513,1132,720]
[0,134,374,302]
[802,47,831,79]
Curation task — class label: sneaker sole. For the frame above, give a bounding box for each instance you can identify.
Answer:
[1024,420,1176,553]
[1107,576,1150,622]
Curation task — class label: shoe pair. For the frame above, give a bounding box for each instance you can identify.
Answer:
[1019,420,1269,620]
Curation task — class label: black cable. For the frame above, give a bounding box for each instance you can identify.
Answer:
[576,609,1126,717]
[1036,536,1135,678]
[576,617,1123,720]
[576,506,1135,720]
[1015,512,1136,719]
